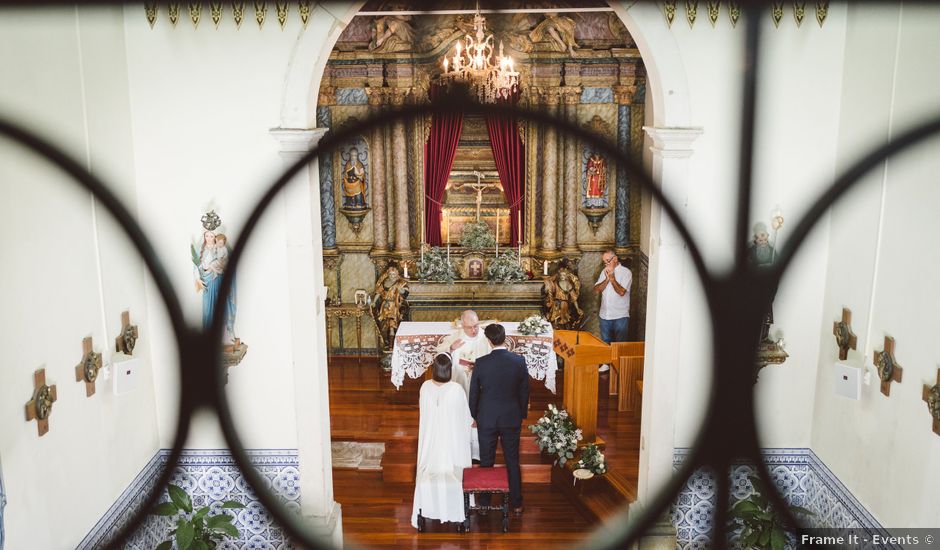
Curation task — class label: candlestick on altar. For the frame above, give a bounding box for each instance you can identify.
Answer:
[517,209,522,265]
[543,260,549,276]
[403,264,409,278]
[495,210,500,257]
[445,213,451,263]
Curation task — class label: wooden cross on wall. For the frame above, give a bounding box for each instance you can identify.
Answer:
[25,368,57,437]
[832,307,857,360]
[115,310,139,355]
[922,369,940,436]
[75,336,103,397]
[872,336,903,397]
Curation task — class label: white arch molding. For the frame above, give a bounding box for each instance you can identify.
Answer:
[274,1,699,541]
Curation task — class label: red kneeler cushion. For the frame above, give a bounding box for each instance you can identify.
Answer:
[462,466,509,491]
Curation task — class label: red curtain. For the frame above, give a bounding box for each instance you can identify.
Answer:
[486,92,525,246]
[424,85,464,246]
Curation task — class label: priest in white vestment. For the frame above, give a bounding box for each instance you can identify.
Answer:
[435,310,491,459]
[411,353,473,530]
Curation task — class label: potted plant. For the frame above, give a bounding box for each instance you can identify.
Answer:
[151,483,246,550]
[728,474,814,550]
[528,404,582,466]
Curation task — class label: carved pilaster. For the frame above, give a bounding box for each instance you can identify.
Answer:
[613,84,636,106]
[561,87,581,254]
[318,86,336,108]
[390,88,412,254]
[366,88,389,253]
[540,92,560,254]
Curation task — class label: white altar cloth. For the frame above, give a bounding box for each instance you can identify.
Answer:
[389,321,557,393]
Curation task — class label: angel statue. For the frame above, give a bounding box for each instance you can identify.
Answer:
[542,259,585,330]
[372,264,410,352]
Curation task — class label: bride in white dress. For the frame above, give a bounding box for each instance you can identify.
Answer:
[411,353,473,530]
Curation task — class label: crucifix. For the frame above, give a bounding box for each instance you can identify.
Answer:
[25,368,57,436]
[832,307,857,360]
[922,369,940,436]
[115,310,139,355]
[457,170,501,222]
[872,335,903,397]
[75,336,103,397]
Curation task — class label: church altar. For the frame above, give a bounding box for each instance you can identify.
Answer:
[390,321,557,393]
[406,280,544,323]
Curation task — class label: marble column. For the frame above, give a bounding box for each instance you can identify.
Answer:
[540,89,560,255]
[561,87,581,254]
[316,89,336,250]
[637,126,702,510]
[613,85,636,253]
[268,127,343,544]
[390,88,411,255]
[366,88,389,253]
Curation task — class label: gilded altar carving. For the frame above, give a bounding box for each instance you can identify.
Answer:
[372,264,410,351]
[542,259,585,330]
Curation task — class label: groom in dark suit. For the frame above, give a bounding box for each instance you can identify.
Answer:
[469,323,530,514]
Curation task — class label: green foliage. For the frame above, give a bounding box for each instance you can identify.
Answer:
[728,474,815,550]
[191,244,200,267]
[486,250,527,284]
[417,247,458,283]
[459,220,496,250]
[527,404,582,466]
[150,483,246,550]
[576,443,607,475]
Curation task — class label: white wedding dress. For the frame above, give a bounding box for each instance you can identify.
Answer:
[411,380,473,528]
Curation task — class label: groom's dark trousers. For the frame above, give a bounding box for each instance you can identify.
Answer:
[469,348,530,508]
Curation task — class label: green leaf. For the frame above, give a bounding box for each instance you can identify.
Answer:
[168,484,193,514]
[211,523,240,538]
[151,502,178,516]
[742,530,760,547]
[192,541,210,550]
[770,526,787,550]
[790,505,814,516]
[207,514,235,528]
[156,541,173,550]
[194,506,211,520]
[758,528,771,546]
[221,501,246,509]
[731,500,761,515]
[176,521,195,550]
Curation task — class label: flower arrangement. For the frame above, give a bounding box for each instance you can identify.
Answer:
[486,250,527,284]
[459,220,496,250]
[417,247,458,283]
[576,443,607,475]
[517,314,550,336]
[528,404,582,466]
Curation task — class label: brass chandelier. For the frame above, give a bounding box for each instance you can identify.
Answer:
[440,8,519,103]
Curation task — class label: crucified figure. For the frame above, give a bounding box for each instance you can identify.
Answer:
[456,170,501,221]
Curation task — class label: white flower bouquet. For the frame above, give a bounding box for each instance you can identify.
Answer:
[517,314,549,336]
[576,443,607,475]
[417,247,458,283]
[527,404,582,466]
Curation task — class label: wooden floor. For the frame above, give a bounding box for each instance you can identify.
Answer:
[328,358,640,548]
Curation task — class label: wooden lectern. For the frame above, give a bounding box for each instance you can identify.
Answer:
[553,330,611,445]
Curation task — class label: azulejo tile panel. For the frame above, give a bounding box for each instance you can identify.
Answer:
[672,448,889,550]
[79,449,299,550]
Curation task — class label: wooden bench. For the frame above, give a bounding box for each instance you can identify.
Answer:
[461,466,511,533]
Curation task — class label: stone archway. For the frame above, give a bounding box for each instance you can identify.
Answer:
[275,1,700,536]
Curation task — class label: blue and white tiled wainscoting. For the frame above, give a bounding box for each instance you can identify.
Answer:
[672,448,887,550]
[79,449,299,550]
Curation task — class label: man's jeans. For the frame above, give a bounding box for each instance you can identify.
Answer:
[599,316,629,344]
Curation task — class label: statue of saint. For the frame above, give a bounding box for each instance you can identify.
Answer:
[369,12,415,53]
[586,152,607,198]
[371,265,410,351]
[748,222,776,342]
[342,147,367,209]
[542,259,585,330]
[528,12,578,56]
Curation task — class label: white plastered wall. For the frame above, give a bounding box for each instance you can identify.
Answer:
[0,6,160,548]
[810,3,940,528]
